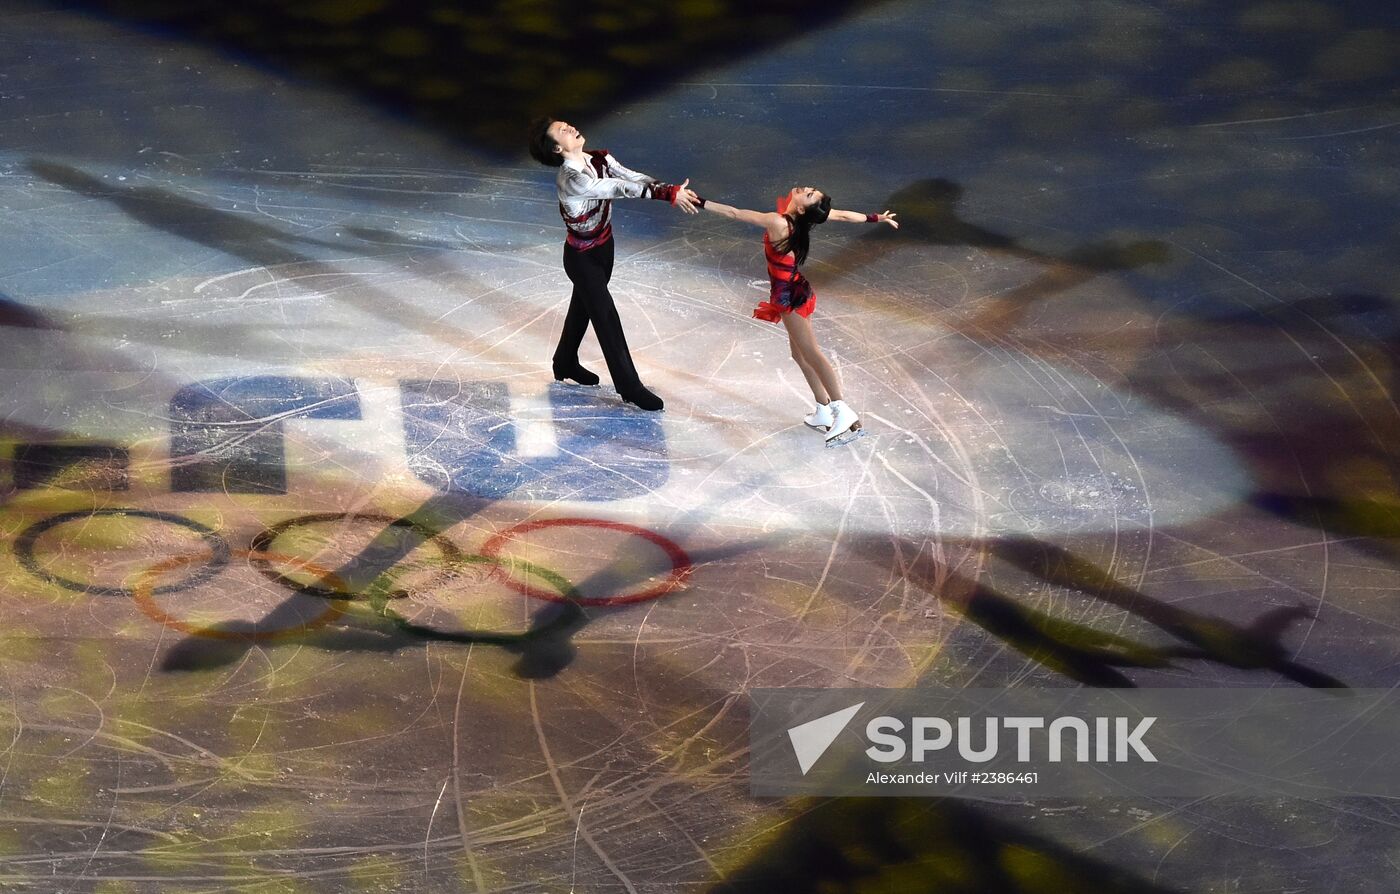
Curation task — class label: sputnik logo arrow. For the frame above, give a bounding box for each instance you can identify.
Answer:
[787,702,864,775]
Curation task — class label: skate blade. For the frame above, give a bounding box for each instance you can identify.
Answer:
[804,421,832,432]
[825,427,869,448]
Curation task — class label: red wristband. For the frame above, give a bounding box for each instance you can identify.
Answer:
[865,213,880,223]
[647,183,680,203]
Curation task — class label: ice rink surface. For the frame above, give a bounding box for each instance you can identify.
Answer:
[1,0,1398,890]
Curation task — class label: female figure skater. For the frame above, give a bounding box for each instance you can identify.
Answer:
[702,186,897,445]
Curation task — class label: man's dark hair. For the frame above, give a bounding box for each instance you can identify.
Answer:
[527,116,563,167]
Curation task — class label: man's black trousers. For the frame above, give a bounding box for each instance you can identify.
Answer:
[554,239,643,394]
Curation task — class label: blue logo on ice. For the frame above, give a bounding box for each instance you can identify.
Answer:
[399,380,669,500]
[787,702,864,775]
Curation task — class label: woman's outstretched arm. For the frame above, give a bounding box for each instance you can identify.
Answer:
[829,208,899,228]
[703,200,783,229]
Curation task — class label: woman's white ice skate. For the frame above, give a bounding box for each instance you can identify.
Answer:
[824,400,867,448]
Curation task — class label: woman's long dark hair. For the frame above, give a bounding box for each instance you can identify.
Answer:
[775,193,832,267]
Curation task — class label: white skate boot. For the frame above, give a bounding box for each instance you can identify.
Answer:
[804,401,834,431]
[824,400,867,448]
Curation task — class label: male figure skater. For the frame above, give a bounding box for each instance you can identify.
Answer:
[528,117,698,410]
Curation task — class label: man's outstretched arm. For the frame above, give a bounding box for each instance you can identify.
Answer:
[599,154,700,213]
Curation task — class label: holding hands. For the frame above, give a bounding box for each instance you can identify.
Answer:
[673,178,701,214]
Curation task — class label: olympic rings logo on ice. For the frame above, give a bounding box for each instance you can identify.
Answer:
[13,508,694,640]
[133,549,349,641]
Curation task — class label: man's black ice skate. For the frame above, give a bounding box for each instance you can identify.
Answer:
[553,362,600,386]
[619,385,664,411]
